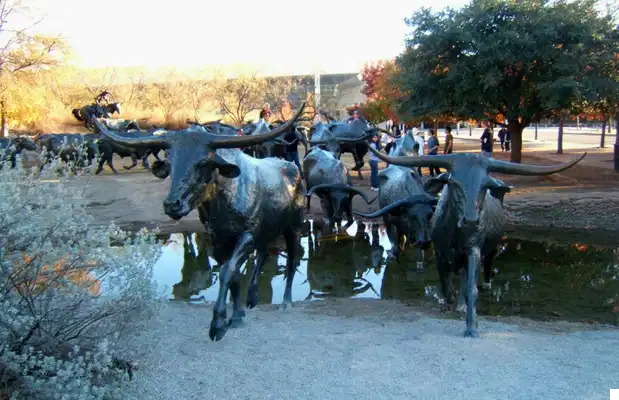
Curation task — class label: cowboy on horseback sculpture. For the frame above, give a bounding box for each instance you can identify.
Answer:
[72,90,121,130]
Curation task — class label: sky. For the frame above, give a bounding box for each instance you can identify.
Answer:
[20,0,469,75]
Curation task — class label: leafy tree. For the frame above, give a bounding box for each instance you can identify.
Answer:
[0,0,68,135]
[395,0,617,162]
[211,72,267,125]
[359,60,401,123]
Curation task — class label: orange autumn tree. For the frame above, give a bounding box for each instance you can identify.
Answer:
[358,59,401,123]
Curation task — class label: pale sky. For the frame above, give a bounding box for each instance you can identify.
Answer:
[22,0,468,75]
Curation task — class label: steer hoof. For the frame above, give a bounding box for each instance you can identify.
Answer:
[246,289,258,309]
[279,301,293,311]
[208,320,228,342]
[463,327,479,338]
[228,313,245,329]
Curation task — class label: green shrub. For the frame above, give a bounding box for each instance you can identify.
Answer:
[0,150,163,399]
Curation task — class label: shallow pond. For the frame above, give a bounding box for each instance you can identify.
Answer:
[152,220,619,325]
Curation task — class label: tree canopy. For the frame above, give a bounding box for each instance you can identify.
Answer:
[358,60,401,123]
[395,0,618,162]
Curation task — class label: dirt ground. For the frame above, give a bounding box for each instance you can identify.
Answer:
[43,139,619,242]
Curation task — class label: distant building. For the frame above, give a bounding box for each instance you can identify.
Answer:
[333,75,366,120]
[269,73,358,115]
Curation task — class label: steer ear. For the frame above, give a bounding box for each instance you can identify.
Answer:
[424,172,450,195]
[485,177,512,204]
[151,160,170,179]
[212,153,240,178]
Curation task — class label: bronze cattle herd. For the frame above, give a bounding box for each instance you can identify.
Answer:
[0,100,586,341]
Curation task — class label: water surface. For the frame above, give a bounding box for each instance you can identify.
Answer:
[152,221,619,325]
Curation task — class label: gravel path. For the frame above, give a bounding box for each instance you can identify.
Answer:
[124,299,619,400]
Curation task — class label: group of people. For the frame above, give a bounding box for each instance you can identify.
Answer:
[367,125,455,191]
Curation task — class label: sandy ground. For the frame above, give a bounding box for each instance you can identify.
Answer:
[123,299,619,400]
[24,137,619,399]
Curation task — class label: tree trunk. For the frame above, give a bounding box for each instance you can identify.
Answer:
[576,115,580,130]
[601,118,607,148]
[614,110,619,173]
[468,124,472,136]
[557,116,564,154]
[0,100,6,138]
[507,121,524,163]
[456,121,460,135]
[534,123,538,140]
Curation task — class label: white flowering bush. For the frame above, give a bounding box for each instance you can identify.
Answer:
[0,150,163,399]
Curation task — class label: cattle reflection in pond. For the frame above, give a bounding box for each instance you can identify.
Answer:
[152,225,619,326]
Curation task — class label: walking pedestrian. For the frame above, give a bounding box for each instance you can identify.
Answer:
[504,129,511,152]
[284,128,304,179]
[414,130,425,176]
[498,127,507,151]
[427,129,441,176]
[369,134,381,191]
[444,126,454,154]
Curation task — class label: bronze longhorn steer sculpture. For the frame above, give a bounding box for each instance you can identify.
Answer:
[367,145,586,337]
[0,136,37,168]
[306,119,390,179]
[304,147,376,229]
[90,103,307,342]
[355,141,437,268]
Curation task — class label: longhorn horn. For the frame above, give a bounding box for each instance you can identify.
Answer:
[486,152,586,175]
[354,194,438,219]
[372,127,397,138]
[308,139,328,145]
[90,117,171,149]
[210,102,306,149]
[366,142,455,170]
[305,183,335,198]
[331,183,373,204]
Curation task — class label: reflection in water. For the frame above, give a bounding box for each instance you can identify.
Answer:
[152,222,619,325]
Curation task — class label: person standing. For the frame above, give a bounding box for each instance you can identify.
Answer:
[444,126,454,154]
[480,128,493,157]
[258,103,272,124]
[369,134,381,191]
[498,127,507,151]
[504,128,511,152]
[284,128,304,179]
[414,130,425,176]
[427,129,441,176]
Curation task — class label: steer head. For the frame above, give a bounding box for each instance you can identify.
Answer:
[305,183,375,224]
[354,194,438,249]
[367,145,586,235]
[308,133,371,159]
[90,102,306,220]
[12,136,37,152]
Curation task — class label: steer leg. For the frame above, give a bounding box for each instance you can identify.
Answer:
[464,247,481,337]
[247,249,268,309]
[280,227,300,310]
[386,224,402,262]
[436,257,455,305]
[209,232,254,342]
[141,156,151,170]
[123,154,138,170]
[228,272,246,328]
[481,248,498,291]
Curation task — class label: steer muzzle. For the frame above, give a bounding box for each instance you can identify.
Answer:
[163,198,190,220]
